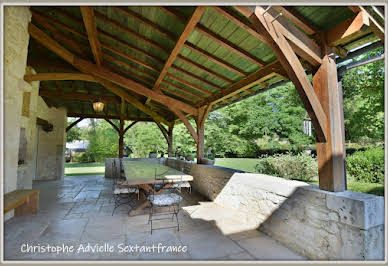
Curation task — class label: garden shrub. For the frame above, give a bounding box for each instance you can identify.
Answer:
[255,153,318,182]
[72,152,93,163]
[346,147,384,184]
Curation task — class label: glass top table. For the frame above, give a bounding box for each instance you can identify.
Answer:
[122,160,193,186]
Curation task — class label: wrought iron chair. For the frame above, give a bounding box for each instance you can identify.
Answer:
[147,168,183,234]
[112,159,139,216]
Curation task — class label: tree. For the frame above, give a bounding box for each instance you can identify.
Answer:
[66,118,82,142]
[341,46,384,143]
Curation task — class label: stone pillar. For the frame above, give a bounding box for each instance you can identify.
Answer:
[4,6,32,195]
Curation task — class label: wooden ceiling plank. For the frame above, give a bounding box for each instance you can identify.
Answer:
[160,86,198,103]
[195,24,266,66]
[200,60,285,106]
[272,6,319,35]
[28,23,198,116]
[162,79,206,99]
[233,6,322,67]
[184,41,247,77]
[166,74,212,96]
[171,65,223,91]
[152,6,206,91]
[80,7,103,66]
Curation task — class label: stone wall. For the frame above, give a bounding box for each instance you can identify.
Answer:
[166,158,239,200]
[213,173,385,260]
[4,6,31,195]
[4,7,68,222]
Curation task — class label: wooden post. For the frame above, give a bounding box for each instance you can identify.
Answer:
[196,121,205,164]
[119,97,125,158]
[167,125,173,157]
[118,119,124,158]
[313,43,346,192]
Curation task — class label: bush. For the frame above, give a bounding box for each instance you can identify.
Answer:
[72,152,94,163]
[255,153,318,182]
[346,147,384,184]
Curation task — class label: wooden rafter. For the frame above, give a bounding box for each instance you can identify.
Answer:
[326,11,370,46]
[24,73,97,82]
[170,107,198,143]
[152,6,206,91]
[200,60,285,106]
[165,74,212,96]
[162,79,206,100]
[67,113,153,121]
[123,121,138,134]
[105,118,120,132]
[233,6,322,67]
[248,6,327,142]
[160,86,198,103]
[39,89,120,103]
[66,117,84,132]
[272,6,319,35]
[359,6,385,42]
[80,7,103,66]
[28,23,198,116]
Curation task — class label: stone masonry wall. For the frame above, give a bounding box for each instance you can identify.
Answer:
[4,6,31,195]
[214,173,385,260]
[166,158,238,200]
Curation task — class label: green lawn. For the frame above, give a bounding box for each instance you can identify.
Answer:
[215,158,258,172]
[65,162,105,176]
[215,158,384,196]
[66,160,384,196]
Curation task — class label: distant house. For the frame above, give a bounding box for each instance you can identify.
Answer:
[65,140,89,162]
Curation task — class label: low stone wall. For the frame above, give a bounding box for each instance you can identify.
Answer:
[214,173,385,260]
[166,158,240,200]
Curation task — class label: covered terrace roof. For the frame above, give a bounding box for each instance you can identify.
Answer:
[25,5,384,126]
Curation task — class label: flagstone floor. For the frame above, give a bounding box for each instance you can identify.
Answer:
[4,175,306,261]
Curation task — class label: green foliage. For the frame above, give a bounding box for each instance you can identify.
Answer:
[346,147,384,184]
[66,118,82,142]
[204,83,313,157]
[255,153,318,182]
[125,122,167,158]
[86,119,119,162]
[72,152,94,163]
[342,46,384,143]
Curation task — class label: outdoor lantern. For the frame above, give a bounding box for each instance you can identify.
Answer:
[93,99,104,112]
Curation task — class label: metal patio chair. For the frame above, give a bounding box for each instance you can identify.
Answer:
[112,159,139,216]
[147,168,183,234]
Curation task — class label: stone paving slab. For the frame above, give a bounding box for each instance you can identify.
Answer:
[4,174,306,261]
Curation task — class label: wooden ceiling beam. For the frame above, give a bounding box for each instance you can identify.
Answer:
[123,121,138,134]
[171,65,224,92]
[67,113,154,121]
[24,73,97,82]
[176,55,233,84]
[195,24,266,66]
[28,23,198,116]
[166,74,212,96]
[272,6,319,35]
[359,6,385,42]
[200,60,285,106]
[169,107,198,143]
[80,7,103,66]
[326,11,371,46]
[160,86,198,103]
[233,6,322,67]
[39,89,121,104]
[183,42,247,76]
[152,6,206,91]
[249,6,327,142]
[66,117,84,132]
[162,79,206,100]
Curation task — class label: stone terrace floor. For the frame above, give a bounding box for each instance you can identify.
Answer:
[4,175,306,261]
